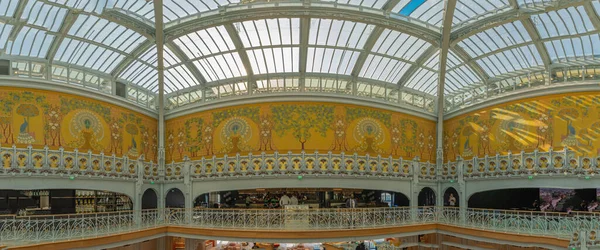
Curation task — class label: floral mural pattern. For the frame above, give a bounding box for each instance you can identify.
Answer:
[166,102,436,163]
[0,88,157,160]
[444,92,600,161]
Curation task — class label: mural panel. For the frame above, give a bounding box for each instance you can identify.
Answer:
[0,88,157,160]
[444,92,600,161]
[166,102,436,163]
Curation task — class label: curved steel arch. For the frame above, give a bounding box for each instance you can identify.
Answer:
[163,2,442,45]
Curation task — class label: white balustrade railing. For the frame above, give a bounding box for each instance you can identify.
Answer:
[442,147,600,180]
[0,145,159,180]
[165,151,438,181]
[0,207,596,247]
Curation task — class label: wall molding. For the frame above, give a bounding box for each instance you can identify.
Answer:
[444,82,600,120]
[0,77,158,118]
[165,93,437,121]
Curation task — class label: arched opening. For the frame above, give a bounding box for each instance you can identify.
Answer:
[142,189,158,209]
[166,188,185,208]
[418,187,435,206]
[444,187,459,207]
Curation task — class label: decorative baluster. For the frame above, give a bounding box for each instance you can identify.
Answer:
[235,153,241,175]
[200,157,206,176]
[300,151,307,172]
[26,145,32,170]
[43,145,49,169]
[260,152,266,174]
[507,151,512,175]
[247,153,253,175]
[74,148,79,171]
[520,150,525,174]
[100,152,105,174]
[273,151,279,173]
[11,144,17,169]
[287,151,293,173]
[87,150,92,172]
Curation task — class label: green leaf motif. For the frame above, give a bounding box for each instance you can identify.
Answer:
[212,107,259,127]
[345,107,391,127]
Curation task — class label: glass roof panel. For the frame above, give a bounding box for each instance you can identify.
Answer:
[5,27,55,58]
[392,0,444,27]
[54,38,125,72]
[517,0,557,8]
[0,24,13,50]
[23,1,68,32]
[372,29,430,62]
[454,0,511,26]
[475,44,543,77]
[163,47,179,67]
[446,65,482,93]
[165,65,201,92]
[307,48,360,75]
[248,47,299,74]
[309,19,375,49]
[359,54,410,83]
[162,0,240,23]
[235,18,300,48]
[446,51,463,69]
[0,0,18,17]
[119,46,158,91]
[544,34,600,62]
[532,6,595,39]
[69,14,145,53]
[47,0,154,20]
[405,68,438,94]
[458,21,531,57]
[173,26,235,59]
[193,52,247,82]
[424,50,440,70]
[595,1,600,15]
[322,0,389,9]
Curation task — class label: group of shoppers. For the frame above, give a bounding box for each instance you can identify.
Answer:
[244,192,304,209]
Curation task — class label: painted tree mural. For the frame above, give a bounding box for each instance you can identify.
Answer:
[16,104,40,144]
[271,105,334,150]
[330,115,348,151]
[184,117,203,157]
[44,105,62,146]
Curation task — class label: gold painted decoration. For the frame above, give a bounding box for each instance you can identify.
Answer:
[166,102,436,163]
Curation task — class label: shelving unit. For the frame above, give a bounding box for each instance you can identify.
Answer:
[75,190,132,214]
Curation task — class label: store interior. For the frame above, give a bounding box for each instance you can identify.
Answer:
[0,189,132,215]
[192,188,410,209]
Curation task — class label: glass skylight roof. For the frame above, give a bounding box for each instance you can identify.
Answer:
[307,48,359,75]
[309,19,374,49]
[372,29,430,62]
[360,55,410,83]
[533,7,595,39]
[4,0,600,108]
[5,27,55,58]
[236,18,300,47]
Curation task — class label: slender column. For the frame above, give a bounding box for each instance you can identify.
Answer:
[457,156,466,224]
[153,0,167,211]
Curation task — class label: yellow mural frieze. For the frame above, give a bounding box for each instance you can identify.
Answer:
[444,92,600,161]
[166,102,436,163]
[0,88,157,160]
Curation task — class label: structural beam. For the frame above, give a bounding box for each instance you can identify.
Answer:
[437,0,457,163]
[583,2,600,30]
[449,46,489,82]
[111,40,155,77]
[223,24,255,85]
[350,27,385,78]
[36,0,155,40]
[397,46,439,87]
[521,18,551,67]
[165,42,208,84]
[7,0,29,41]
[298,18,310,91]
[450,0,593,45]
[164,4,441,46]
[46,10,79,62]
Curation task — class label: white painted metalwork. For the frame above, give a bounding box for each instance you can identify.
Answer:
[0,207,594,247]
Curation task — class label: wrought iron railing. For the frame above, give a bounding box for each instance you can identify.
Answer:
[165,152,438,181]
[0,207,596,247]
[442,147,599,180]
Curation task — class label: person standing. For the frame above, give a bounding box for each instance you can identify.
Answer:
[280,193,291,208]
[290,193,299,205]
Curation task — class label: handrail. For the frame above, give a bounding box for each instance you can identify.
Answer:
[0,207,595,248]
